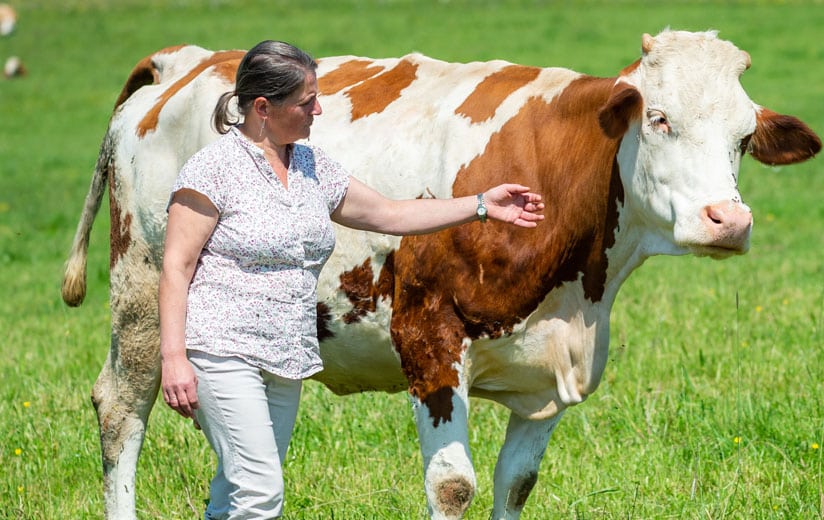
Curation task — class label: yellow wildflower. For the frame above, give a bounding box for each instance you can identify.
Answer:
[23,401,30,408]
[812,443,819,450]
[14,448,22,455]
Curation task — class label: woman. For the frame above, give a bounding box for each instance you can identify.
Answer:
[159,40,544,519]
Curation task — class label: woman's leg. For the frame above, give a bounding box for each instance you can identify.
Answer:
[190,352,301,520]
[262,370,302,467]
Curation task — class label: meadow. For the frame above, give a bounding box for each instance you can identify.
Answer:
[1,1,823,518]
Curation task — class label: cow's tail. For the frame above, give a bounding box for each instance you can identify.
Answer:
[62,52,163,307]
[61,133,113,307]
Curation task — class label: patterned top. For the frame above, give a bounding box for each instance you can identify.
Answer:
[172,126,350,379]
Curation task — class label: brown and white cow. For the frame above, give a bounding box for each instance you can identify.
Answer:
[62,31,820,519]
[0,3,15,37]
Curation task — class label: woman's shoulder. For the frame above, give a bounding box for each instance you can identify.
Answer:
[185,130,242,165]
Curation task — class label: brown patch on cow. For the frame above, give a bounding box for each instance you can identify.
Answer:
[318,59,385,95]
[390,252,467,424]
[113,56,157,109]
[212,57,242,84]
[339,253,396,324]
[376,251,395,301]
[136,50,245,137]
[749,107,822,165]
[316,302,334,342]
[435,476,474,517]
[340,258,376,323]
[108,168,132,269]
[113,45,188,109]
[455,65,541,123]
[343,59,418,121]
[620,58,641,76]
[423,386,455,428]
[390,76,625,425]
[508,472,538,510]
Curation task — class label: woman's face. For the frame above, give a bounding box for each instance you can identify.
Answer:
[266,72,322,145]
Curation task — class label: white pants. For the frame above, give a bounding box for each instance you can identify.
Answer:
[189,351,303,520]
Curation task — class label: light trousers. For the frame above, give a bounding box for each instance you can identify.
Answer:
[189,351,303,520]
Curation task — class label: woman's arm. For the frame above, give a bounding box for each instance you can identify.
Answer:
[158,188,218,420]
[331,176,544,235]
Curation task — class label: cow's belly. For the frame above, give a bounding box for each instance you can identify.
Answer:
[314,234,406,394]
[315,268,613,421]
[313,299,407,394]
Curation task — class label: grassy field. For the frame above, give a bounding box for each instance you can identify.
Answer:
[1,1,823,518]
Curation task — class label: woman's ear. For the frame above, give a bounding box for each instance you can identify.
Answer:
[252,97,270,119]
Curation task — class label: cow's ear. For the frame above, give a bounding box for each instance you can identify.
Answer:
[598,82,643,139]
[749,107,821,165]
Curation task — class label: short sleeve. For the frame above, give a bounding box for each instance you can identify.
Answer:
[169,144,226,212]
[308,145,350,214]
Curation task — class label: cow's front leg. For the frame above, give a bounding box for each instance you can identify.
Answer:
[413,383,475,520]
[490,411,565,519]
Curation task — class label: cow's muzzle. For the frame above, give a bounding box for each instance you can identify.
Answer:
[697,201,753,256]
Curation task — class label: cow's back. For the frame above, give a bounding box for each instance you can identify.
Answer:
[314,54,580,199]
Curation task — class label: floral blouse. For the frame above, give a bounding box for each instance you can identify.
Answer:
[171,126,350,379]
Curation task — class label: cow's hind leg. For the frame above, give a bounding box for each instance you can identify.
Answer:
[414,385,476,520]
[489,411,564,520]
[92,262,161,520]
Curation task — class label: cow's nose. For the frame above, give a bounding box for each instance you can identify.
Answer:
[701,201,753,250]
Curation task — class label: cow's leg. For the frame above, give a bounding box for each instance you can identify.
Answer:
[92,260,161,520]
[413,384,476,520]
[489,411,565,520]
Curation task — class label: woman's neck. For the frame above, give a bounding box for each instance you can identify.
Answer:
[238,123,290,163]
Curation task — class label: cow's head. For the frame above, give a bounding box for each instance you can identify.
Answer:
[599,30,821,259]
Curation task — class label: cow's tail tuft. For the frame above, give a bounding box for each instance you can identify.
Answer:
[62,133,113,307]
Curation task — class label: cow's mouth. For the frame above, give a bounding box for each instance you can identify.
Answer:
[689,243,750,259]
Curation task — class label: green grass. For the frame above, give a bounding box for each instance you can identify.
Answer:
[1,0,823,518]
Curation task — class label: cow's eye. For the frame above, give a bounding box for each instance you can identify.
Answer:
[647,109,670,134]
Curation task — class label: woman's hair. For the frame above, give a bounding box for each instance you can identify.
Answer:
[213,40,317,134]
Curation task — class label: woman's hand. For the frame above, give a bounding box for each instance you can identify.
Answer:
[483,184,545,227]
[161,352,199,421]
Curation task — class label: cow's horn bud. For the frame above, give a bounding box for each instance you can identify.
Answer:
[642,33,655,54]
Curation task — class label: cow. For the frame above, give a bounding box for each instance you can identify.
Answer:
[0,3,15,36]
[62,30,820,519]
[4,55,25,78]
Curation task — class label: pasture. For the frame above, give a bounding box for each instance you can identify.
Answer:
[1,1,823,518]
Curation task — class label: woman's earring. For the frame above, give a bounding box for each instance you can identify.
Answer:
[259,117,267,139]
